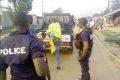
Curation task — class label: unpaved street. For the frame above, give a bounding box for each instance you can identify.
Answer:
[7,35,120,80]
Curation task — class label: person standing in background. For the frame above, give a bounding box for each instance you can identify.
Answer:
[28,15,37,37]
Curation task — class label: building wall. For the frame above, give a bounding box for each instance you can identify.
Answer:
[0,6,13,28]
[2,11,13,27]
[32,15,38,24]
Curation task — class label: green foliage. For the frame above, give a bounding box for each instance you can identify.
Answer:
[102,30,120,46]
[111,0,120,11]
[8,0,33,13]
[92,13,100,17]
[53,8,63,13]
[102,8,109,15]
[1,26,13,35]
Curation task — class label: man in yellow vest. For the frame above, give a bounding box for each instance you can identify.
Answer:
[46,19,62,69]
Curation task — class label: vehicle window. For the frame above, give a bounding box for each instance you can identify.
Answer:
[52,16,57,20]
[64,16,69,23]
[45,16,51,23]
[58,16,64,22]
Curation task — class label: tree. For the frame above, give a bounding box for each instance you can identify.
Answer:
[102,8,110,15]
[53,8,63,13]
[92,13,100,17]
[7,0,33,13]
[111,0,120,11]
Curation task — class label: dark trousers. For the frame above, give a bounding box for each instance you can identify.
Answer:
[79,59,90,80]
[78,51,91,80]
[11,75,46,80]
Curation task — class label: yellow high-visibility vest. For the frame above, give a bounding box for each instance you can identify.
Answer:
[50,38,56,54]
[46,22,62,39]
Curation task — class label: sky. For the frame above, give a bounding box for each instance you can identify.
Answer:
[1,0,109,17]
[29,0,109,17]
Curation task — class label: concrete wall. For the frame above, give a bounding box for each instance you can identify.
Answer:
[2,11,13,27]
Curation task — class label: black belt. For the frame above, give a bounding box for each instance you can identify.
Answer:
[12,72,35,78]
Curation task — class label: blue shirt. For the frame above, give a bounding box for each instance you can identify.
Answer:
[29,26,36,37]
[80,28,93,58]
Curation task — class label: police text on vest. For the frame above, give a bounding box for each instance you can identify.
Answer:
[0,47,26,55]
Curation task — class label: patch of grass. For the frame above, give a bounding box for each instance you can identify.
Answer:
[1,26,13,35]
[101,30,120,46]
[32,24,42,29]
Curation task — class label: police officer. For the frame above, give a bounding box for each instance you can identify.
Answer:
[28,15,36,37]
[76,18,93,80]
[0,12,51,80]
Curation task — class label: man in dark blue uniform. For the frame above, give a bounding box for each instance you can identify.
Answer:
[0,12,51,80]
[75,18,93,80]
[28,15,36,37]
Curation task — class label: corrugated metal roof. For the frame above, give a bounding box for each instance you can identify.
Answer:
[105,9,120,16]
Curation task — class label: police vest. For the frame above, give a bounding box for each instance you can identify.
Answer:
[0,32,31,66]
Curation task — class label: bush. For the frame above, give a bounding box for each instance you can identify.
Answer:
[102,30,120,46]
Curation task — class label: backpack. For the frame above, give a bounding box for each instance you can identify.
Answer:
[74,32,83,51]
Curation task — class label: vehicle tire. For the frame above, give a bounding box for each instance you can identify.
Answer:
[68,34,73,54]
[69,41,73,54]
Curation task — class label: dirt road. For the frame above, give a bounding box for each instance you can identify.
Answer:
[7,35,120,80]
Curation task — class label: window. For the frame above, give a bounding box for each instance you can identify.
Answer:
[64,16,69,23]
[58,16,63,22]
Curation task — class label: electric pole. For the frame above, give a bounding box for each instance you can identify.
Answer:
[42,0,43,17]
[108,0,110,13]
